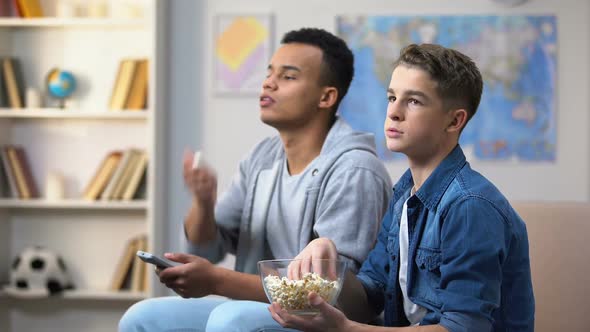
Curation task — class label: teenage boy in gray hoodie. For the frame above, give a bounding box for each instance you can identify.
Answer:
[119,28,392,332]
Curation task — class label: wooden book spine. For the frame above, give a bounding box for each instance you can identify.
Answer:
[2,58,24,108]
[83,151,123,200]
[125,59,149,110]
[6,146,29,199]
[0,146,19,198]
[109,236,139,291]
[14,146,39,198]
[122,151,148,201]
[0,57,8,107]
[109,59,138,110]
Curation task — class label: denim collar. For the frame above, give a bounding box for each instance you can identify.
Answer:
[393,145,467,211]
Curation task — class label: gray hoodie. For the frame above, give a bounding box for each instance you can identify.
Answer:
[184,117,392,274]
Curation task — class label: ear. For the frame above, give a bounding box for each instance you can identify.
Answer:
[317,87,338,110]
[446,109,468,133]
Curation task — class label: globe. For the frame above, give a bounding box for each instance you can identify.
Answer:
[46,68,76,99]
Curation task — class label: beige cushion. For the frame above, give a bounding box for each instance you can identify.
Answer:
[514,202,590,332]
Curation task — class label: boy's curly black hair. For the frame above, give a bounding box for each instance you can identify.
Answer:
[281,28,354,111]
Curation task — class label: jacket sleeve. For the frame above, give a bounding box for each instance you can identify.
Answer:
[181,153,251,264]
[356,198,395,317]
[313,161,392,272]
[437,197,509,332]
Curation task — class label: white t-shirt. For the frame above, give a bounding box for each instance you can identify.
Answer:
[399,197,427,325]
[252,158,318,259]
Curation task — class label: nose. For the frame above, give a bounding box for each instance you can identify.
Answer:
[262,74,277,90]
[386,100,403,121]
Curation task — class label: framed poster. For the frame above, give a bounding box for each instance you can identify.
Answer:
[213,14,274,95]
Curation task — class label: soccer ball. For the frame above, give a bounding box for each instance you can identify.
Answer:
[4,246,74,298]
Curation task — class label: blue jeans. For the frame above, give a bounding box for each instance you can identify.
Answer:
[118,296,299,332]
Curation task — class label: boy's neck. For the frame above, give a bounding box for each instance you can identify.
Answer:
[408,142,458,192]
[279,116,333,175]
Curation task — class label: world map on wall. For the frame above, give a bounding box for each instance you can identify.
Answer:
[337,16,557,161]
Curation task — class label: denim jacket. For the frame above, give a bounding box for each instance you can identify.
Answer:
[357,145,535,332]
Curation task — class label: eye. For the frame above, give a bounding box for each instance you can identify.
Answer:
[283,74,296,80]
[408,98,422,106]
[387,95,396,103]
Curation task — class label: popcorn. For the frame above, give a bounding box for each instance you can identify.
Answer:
[263,272,340,311]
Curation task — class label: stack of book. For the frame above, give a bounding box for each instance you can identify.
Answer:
[0,145,39,199]
[83,148,148,201]
[0,0,44,18]
[109,234,149,293]
[109,58,149,111]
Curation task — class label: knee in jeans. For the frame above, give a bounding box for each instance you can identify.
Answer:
[207,301,270,332]
[207,302,245,329]
[118,299,158,332]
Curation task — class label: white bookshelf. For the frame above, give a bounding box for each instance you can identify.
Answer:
[0,108,148,119]
[0,288,148,301]
[0,17,147,28]
[0,198,148,210]
[0,1,167,331]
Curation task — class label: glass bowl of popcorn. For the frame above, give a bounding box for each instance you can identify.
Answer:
[258,258,346,315]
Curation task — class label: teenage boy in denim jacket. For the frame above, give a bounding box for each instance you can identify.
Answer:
[269,44,535,332]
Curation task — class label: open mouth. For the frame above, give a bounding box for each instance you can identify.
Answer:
[260,95,275,107]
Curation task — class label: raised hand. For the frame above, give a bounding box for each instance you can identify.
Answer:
[183,149,217,206]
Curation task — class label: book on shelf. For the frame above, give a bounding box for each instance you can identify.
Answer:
[111,149,141,200]
[109,234,148,292]
[0,146,18,198]
[131,235,147,292]
[82,151,123,200]
[6,147,28,198]
[109,58,150,111]
[132,168,147,200]
[1,57,25,109]
[109,236,138,291]
[100,148,134,200]
[125,59,149,110]
[15,0,43,18]
[0,145,38,199]
[13,145,39,198]
[109,59,138,111]
[8,0,22,17]
[122,150,148,201]
[99,148,147,201]
[0,0,10,16]
[0,58,8,108]
[0,149,12,197]
[142,247,150,292]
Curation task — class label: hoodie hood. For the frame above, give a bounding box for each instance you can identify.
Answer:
[320,116,379,159]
